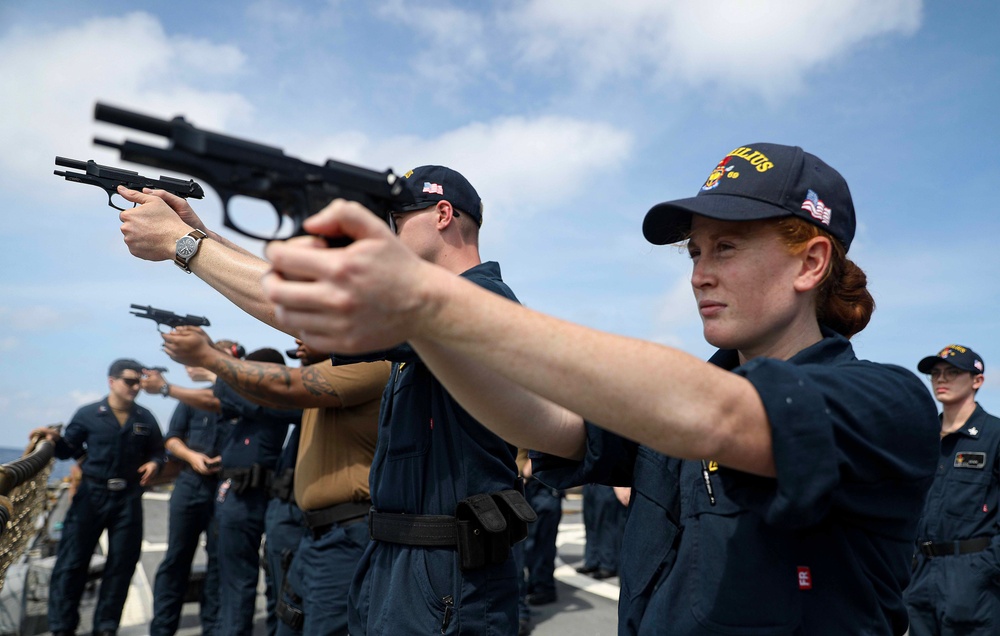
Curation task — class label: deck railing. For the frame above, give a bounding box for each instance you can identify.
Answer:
[0,430,58,591]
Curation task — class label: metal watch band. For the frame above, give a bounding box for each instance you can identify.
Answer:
[174,229,207,273]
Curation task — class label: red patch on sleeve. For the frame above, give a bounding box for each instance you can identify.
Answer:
[797,567,812,590]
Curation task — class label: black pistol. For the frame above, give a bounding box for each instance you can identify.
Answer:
[130,304,211,333]
[54,156,204,211]
[92,103,415,246]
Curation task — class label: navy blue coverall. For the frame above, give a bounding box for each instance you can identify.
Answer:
[534,331,941,635]
[48,398,164,634]
[904,404,1000,635]
[213,382,299,636]
[150,399,226,636]
[524,478,564,599]
[579,484,624,576]
[264,425,305,636]
[339,261,524,636]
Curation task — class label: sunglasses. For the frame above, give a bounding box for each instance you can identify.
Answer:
[118,377,141,388]
[388,207,463,234]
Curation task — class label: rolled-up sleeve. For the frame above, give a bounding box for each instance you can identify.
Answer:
[721,358,939,535]
[533,421,638,489]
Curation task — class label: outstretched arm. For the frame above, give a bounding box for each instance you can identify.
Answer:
[116,187,286,333]
[141,187,257,258]
[143,370,222,413]
[262,200,774,476]
[412,338,587,459]
[162,326,345,409]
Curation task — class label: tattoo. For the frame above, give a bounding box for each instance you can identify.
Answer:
[208,356,340,402]
[213,357,293,400]
[301,365,339,397]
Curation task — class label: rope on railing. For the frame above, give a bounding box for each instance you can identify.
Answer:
[0,427,59,592]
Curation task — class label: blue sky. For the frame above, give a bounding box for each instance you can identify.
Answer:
[1,1,998,448]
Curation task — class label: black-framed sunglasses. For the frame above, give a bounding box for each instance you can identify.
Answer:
[387,206,463,235]
[118,377,141,388]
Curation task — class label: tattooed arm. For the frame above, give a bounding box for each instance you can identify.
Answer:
[212,356,344,409]
[162,326,344,409]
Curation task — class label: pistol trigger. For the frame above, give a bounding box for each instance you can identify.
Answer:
[109,193,126,212]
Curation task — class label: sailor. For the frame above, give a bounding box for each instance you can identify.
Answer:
[161,329,387,636]
[259,142,942,634]
[147,363,226,636]
[33,358,165,636]
[213,348,301,636]
[905,345,1000,635]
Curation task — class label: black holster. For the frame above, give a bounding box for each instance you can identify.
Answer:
[222,463,271,495]
[276,598,304,630]
[455,489,536,571]
[276,547,304,629]
[269,468,295,503]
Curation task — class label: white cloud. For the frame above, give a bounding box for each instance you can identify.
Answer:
[655,268,697,328]
[0,12,253,186]
[246,0,347,32]
[165,113,632,241]
[0,306,70,332]
[377,0,486,47]
[247,0,315,30]
[375,0,490,94]
[291,115,632,240]
[0,389,97,436]
[368,116,632,216]
[506,0,922,96]
[647,264,705,350]
[69,390,103,408]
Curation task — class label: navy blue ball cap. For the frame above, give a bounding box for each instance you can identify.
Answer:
[398,165,483,226]
[917,344,985,375]
[643,143,856,251]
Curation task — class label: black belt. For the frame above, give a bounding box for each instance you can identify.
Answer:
[368,490,537,572]
[84,475,131,492]
[302,501,371,537]
[369,511,459,547]
[220,464,273,494]
[919,536,992,557]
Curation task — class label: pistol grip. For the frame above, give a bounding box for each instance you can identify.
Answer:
[324,236,353,248]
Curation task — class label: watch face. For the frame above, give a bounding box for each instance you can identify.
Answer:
[177,236,198,258]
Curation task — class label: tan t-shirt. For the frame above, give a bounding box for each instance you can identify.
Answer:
[294,360,391,511]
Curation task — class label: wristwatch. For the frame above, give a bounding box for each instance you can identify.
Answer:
[159,383,170,397]
[174,229,207,273]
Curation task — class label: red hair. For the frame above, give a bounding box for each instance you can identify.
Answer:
[773,217,874,338]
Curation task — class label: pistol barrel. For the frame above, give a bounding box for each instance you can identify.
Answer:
[95,103,174,137]
[55,156,88,170]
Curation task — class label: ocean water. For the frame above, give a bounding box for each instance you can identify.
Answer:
[0,446,73,484]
